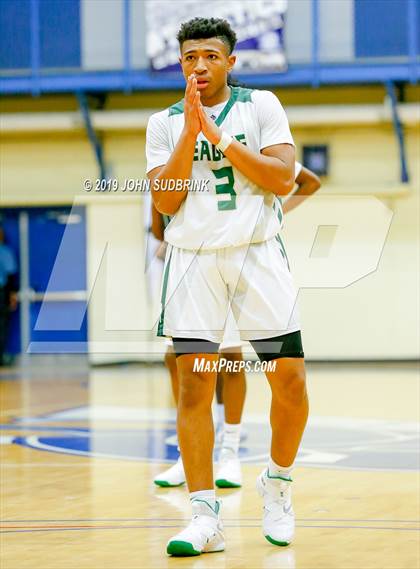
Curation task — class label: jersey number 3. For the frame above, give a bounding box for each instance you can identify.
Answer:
[212,166,237,211]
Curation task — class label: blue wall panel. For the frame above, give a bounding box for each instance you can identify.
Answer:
[30,301,88,345]
[39,0,81,68]
[355,0,419,58]
[0,0,31,69]
[28,207,86,293]
[1,212,21,354]
[0,0,81,71]
[1,207,88,354]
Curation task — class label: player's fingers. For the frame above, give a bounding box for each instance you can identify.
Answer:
[186,75,197,102]
[190,76,197,98]
[197,101,207,121]
[193,91,201,109]
[188,79,198,107]
[185,75,193,101]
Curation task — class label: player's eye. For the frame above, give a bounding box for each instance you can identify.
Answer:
[208,54,217,60]
[185,55,195,61]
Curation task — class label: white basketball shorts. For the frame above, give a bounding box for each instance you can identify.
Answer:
[157,236,300,344]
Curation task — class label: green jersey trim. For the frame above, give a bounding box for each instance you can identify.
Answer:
[167,86,254,122]
[168,100,185,116]
[275,234,290,271]
[215,86,253,126]
[275,197,283,226]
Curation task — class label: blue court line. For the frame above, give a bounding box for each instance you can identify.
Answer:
[1,524,419,535]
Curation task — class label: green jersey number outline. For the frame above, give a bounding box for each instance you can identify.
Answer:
[212,166,237,211]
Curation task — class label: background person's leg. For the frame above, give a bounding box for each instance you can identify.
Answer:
[219,349,246,425]
[154,343,184,487]
[215,349,246,488]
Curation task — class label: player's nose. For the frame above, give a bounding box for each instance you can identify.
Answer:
[194,57,207,74]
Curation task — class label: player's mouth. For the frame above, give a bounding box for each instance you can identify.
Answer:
[196,79,210,90]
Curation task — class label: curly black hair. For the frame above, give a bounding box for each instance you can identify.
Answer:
[177,17,237,54]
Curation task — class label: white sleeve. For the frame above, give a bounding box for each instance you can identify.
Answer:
[145,112,172,173]
[254,90,294,150]
[294,161,303,180]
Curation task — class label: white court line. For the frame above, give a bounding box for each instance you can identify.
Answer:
[1,463,94,467]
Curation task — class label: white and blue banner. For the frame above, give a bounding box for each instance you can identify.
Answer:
[146,0,288,72]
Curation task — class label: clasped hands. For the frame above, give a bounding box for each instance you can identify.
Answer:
[183,74,223,146]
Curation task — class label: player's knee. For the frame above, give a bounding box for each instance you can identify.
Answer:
[178,370,213,411]
[274,368,307,406]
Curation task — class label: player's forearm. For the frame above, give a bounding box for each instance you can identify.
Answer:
[151,130,197,215]
[223,140,295,196]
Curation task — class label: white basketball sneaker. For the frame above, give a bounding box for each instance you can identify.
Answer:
[166,499,225,556]
[215,448,242,488]
[154,456,186,487]
[256,469,294,546]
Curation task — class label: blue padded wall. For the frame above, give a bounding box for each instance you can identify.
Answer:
[0,0,81,70]
[355,0,419,58]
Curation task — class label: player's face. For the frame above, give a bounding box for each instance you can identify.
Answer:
[179,38,236,97]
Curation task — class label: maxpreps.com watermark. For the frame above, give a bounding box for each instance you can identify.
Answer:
[83,178,210,193]
[193,358,277,373]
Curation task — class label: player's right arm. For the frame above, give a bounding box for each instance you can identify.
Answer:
[146,75,201,216]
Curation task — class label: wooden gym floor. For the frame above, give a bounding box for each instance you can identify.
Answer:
[0,359,419,569]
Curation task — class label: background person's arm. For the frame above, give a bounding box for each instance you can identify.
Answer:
[282,166,321,214]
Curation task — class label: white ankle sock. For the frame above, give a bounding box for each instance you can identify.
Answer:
[268,457,294,481]
[190,489,216,511]
[215,403,225,427]
[222,422,241,454]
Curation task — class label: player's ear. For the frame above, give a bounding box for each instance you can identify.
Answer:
[227,54,236,72]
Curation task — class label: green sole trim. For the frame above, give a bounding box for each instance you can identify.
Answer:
[153,480,185,488]
[215,478,242,488]
[167,540,201,556]
[265,534,290,547]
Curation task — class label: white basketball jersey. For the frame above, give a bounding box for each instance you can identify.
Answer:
[146,87,294,250]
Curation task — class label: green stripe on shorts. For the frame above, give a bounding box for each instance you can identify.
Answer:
[276,234,290,271]
[157,246,173,337]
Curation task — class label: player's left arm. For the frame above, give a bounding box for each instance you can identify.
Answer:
[282,166,321,214]
[198,105,294,196]
[197,90,295,196]
[225,138,295,197]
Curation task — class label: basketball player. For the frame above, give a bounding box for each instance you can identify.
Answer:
[151,159,320,489]
[151,204,246,489]
[146,17,309,556]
